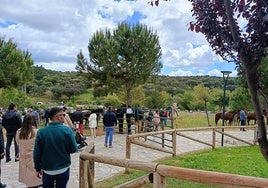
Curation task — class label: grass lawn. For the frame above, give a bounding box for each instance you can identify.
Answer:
[95,146,267,188]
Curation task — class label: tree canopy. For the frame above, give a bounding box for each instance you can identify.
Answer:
[76,22,162,105]
[0,37,34,88]
[187,0,268,160]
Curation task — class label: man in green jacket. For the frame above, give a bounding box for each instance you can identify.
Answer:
[34,107,78,188]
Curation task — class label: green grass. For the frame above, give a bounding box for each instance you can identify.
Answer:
[95,146,267,188]
[175,111,215,128]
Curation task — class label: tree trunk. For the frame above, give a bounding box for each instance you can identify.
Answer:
[205,101,210,126]
[244,63,268,162]
[224,0,268,161]
[126,87,132,107]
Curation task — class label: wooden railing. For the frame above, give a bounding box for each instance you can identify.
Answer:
[125,126,258,164]
[79,141,268,188]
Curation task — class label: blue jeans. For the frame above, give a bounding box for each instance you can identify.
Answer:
[42,168,70,188]
[6,133,19,160]
[105,126,114,146]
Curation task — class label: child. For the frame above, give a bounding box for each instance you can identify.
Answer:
[130,119,136,134]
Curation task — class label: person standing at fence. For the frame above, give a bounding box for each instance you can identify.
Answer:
[2,103,22,163]
[153,110,161,131]
[116,105,125,134]
[240,108,247,131]
[88,110,97,140]
[16,114,42,188]
[72,107,84,135]
[33,107,78,188]
[103,107,117,148]
[126,105,133,135]
[134,105,143,132]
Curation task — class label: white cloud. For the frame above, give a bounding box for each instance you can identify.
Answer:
[0,0,236,76]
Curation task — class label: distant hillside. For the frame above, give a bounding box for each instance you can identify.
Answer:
[33,66,238,98]
[144,75,238,95]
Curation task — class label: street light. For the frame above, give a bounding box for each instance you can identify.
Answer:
[221,70,232,146]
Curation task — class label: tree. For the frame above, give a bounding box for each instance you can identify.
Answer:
[0,37,34,88]
[76,22,162,106]
[187,0,268,160]
[193,84,211,126]
[0,88,30,109]
[230,87,252,110]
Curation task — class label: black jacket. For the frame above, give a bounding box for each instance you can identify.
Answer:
[103,111,117,127]
[72,110,83,122]
[2,110,22,135]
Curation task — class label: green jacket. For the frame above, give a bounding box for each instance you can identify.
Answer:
[34,122,78,172]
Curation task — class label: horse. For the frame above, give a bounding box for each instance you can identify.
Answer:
[215,111,237,126]
[246,112,257,125]
[235,109,267,125]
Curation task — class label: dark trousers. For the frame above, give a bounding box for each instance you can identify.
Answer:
[6,133,19,160]
[240,119,246,131]
[43,168,70,188]
[126,119,131,134]
[45,117,49,126]
[118,118,124,133]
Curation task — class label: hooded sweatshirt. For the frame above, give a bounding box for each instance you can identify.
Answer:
[2,110,22,135]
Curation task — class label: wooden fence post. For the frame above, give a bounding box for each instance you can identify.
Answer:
[212,128,216,149]
[161,124,165,148]
[172,130,176,157]
[79,144,95,188]
[125,135,131,173]
[254,125,257,145]
[153,171,166,188]
[79,157,86,188]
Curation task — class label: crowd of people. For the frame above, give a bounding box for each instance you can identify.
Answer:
[0,103,178,187]
[0,104,79,187]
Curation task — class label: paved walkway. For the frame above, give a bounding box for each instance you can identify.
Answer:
[2,129,255,187]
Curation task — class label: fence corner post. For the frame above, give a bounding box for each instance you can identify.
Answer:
[125,135,131,173]
[153,171,166,188]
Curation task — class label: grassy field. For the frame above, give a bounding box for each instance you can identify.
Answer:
[175,111,215,128]
[95,146,267,188]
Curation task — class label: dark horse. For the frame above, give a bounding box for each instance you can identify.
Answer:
[215,111,237,126]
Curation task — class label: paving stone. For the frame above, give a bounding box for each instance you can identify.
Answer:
[2,129,255,188]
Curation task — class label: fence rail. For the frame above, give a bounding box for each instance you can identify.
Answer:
[80,142,268,187]
[79,125,266,188]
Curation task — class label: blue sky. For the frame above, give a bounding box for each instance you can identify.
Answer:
[0,0,237,77]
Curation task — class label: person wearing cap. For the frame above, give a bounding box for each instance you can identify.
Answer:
[33,107,78,187]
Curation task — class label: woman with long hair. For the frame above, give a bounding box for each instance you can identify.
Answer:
[16,114,42,188]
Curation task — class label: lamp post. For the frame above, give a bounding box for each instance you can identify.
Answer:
[221,71,232,146]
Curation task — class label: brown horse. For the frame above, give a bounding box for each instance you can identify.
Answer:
[246,112,257,125]
[235,109,268,125]
[215,111,237,126]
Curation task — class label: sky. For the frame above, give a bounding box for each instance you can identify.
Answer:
[0,0,237,77]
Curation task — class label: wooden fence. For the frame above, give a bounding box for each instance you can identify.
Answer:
[126,126,257,164]
[80,144,268,187]
[79,125,268,187]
